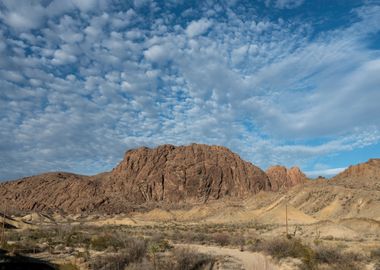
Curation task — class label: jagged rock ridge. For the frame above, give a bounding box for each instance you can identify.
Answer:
[266,166,307,191]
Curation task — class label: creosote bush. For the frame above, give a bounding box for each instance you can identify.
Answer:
[212,232,230,246]
[253,238,312,260]
[172,247,215,270]
[250,237,364,270]
[89,238,147,270]
[315,245,365,270]
[59,263,80,270]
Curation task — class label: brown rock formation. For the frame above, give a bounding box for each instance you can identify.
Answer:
[0,172,106,213]
[0,144,271,214]
[266,165,307,191]
[331,159,380,190]
[109,144,271,204]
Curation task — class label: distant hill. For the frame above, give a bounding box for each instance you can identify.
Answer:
[330,158,380,191]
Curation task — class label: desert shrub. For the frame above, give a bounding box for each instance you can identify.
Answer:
[149,233,172,252]
[125,259,154,270]
[251,238,363,270]
[230,234,245,248]
[172,247,214,270]
[316,245,363,269]
[90,242,147,270]
[90,253,129,270]
[25,228,57,242]
[90,233,147,261]
[64,231,91,247]
[371,248,380,260]
[212,232,230,246]
[123,238,147,262]
[314,246,343,264]
[2,239,46,254]
[250,238,317,270]
[90,234,123,251]
[5,231,22,241]
[182,232,210,244]
[76,250,90,261]
[259,238,312,260]
[58,263,80,270]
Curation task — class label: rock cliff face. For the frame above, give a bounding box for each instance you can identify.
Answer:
[266,166,307,191]
[0,144,271,213]
[109,144,271,203]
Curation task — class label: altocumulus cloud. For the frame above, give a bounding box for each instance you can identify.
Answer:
[0,0,380,180]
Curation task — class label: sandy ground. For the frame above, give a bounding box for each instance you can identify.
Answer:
[174,243,298,270]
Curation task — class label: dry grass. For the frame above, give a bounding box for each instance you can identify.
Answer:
[2,221,377,269]
[248,237,365,270]
[172,247,214,270]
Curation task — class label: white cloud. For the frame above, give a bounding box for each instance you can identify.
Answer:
[72,0,99,12]
[144,44,173,63]
[275,0,304,9]
[305,168,346,178]
[133,0,151,8]
[231,45,248,65]
[264,0,304,9]
[0,1,379,181]
[0,0,46,30]
[185,18,212,38]
[52,49,77,65]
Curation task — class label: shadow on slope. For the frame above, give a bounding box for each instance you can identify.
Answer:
[0,249,56,270]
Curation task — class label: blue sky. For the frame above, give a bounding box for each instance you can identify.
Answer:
[1,0,380,181]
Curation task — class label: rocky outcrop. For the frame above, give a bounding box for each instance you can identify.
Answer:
[108,144,271,203]
[0,144,271,214]
[331,159,380,191]
[0,172,107,213]
[266,165,307,191]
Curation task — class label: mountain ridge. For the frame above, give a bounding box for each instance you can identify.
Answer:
[0,144,378,214]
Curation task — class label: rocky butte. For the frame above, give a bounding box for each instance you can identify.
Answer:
[0,144,306,214]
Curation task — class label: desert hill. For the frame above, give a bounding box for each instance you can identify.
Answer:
[0,144,282,214]
[330,158,380,190]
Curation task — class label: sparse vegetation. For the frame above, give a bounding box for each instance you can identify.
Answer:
[212,232,230,246]
[58,263,80,270]
[2,216,378,270]
[172,247,214,270]
[248,237,365,270]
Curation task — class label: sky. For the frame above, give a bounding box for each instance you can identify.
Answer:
[1,0,380,181]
